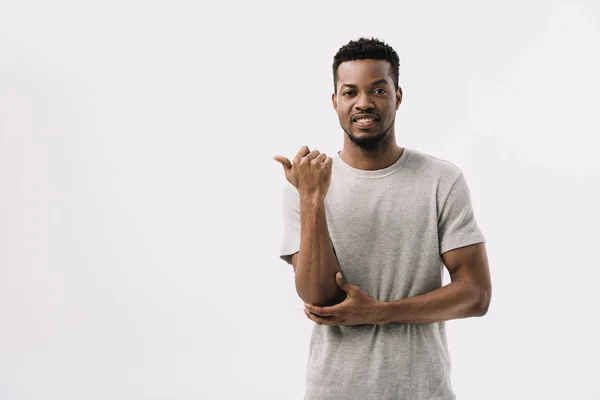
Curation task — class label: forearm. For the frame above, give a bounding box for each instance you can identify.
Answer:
[379,279,487,324]
[295,197,345,307]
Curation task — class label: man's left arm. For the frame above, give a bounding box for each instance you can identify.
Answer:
[377,242,492,325]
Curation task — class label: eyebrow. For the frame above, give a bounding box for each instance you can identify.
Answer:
[340,78,390,89]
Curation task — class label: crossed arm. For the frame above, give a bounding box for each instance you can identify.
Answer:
[290,193,492,324]
[379,242,491,324]
[298,242,492,326]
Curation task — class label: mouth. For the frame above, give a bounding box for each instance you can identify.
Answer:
[352,114,379,129]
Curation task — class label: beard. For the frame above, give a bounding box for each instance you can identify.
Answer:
[341,116,395,151]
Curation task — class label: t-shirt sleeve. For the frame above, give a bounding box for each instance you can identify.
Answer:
[279,182,301,265]
[438,172,486,254]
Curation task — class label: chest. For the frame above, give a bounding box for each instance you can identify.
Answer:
[324,176,438,240]
[323,177,442,299]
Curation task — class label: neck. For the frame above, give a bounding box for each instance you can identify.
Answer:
[339,131,404,171]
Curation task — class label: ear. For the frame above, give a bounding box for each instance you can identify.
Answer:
[395,87,403,110]
[332,92,337,110]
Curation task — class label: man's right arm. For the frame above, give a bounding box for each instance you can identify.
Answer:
[292,197,346,307]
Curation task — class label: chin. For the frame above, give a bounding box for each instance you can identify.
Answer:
[348,132,388,149]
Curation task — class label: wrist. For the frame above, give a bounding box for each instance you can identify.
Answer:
[299,193,325,206]
[375,301,390,325]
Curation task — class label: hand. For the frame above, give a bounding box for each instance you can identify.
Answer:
[273,145,333,201]
[303,272,387,326]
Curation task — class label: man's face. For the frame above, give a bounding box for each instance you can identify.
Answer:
[332,59,402,150]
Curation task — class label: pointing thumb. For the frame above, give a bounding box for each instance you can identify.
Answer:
[273,156,292,173]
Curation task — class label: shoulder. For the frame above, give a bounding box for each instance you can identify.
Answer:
[407,148,463,183]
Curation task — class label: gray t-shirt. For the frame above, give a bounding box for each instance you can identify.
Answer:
[279,147,486,400]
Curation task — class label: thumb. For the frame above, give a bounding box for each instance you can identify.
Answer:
[335,272,352,293]
[273,155,292,174]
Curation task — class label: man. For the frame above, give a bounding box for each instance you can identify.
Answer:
[273,37,492,400]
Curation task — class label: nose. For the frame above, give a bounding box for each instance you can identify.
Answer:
[354,92,375,111]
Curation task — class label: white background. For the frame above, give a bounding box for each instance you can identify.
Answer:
[1,0,599,399]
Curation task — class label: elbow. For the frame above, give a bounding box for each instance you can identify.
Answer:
[474,287,491,317]
[295,279,345,307]
[297,289,345,307]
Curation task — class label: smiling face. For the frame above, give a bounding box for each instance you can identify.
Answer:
[332,59,402,150]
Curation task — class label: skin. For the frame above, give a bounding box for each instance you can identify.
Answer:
[332,59,404,171]
[273,147,346,306]
[304,243,491,325]
[276,58,492,323]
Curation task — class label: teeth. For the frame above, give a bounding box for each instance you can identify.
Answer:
[356,118,375,123]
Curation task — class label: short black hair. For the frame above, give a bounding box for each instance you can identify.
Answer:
[332,37,400,94]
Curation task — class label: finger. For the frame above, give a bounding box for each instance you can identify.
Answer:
[304,308,336,325]
[304,303,340,317]
[336,272,352,293]
[294,146,310,164]
[305,149,321,160]
[314,153,327,163]
[304,309,322,325]
[272,156,292,173]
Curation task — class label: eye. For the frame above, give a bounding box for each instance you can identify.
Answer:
[375,88,386,94]
[342,91,355,96]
